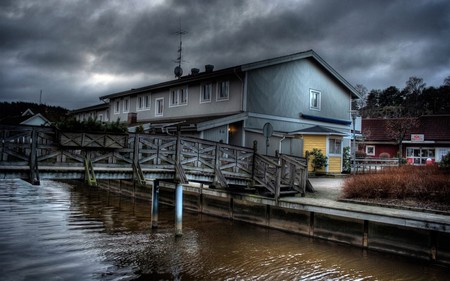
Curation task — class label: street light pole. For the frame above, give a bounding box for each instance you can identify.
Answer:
[350,111,358,174]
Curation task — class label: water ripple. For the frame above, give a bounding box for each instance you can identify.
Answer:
[1,179,448,281]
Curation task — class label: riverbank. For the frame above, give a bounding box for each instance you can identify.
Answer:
[94,177,450,266]
[307,177,450,215]
[3,179,448,280]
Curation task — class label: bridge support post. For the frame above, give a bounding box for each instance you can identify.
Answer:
[175,182,183,236]
[151,180,159,229]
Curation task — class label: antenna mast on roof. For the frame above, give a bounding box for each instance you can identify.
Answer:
[174,21,187,79]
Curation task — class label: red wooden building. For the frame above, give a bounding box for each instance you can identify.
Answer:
[361,115,450,165]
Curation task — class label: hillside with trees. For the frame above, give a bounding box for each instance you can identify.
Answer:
[355,76,450,118]
[0,102,69,123]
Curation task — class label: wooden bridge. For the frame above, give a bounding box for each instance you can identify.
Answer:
[0,125,308,199]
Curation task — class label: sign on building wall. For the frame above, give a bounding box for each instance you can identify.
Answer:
[411,134,424,142]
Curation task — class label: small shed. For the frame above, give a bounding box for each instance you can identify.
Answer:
[290,125,346,173]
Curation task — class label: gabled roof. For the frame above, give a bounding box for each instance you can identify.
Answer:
[21,108,34,116]
[290,125,346,136]
[362,115,450,142]
[20,113,51,126]
[99,49,360,101]
[241,50,360,99]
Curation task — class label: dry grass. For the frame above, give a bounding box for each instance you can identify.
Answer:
[342,166,450,204]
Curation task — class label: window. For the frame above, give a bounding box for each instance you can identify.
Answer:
[137,94,151,111]
[201,83,212,103]
[366,145,375,156]
[170,87,188,107]
[438,149,450,162]
[406,147,435,165]
[217,81,229,101]
[114,100,120,114]
[329,138,342,155]
[123,98,129,113]
[98,114,103,122]
[144,95,150,109]
[155,98,164,116]
[310,89,321,111]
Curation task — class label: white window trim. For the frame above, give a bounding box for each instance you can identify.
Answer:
[137,94,151,111]
[309,89,321,111]
[155,97,164,117]
[137,96,143,111]
[144,95,151,110]
[98,114,103,122]
[114,100,120,114]
[366,145,375,156]
[169,87,188,108]
[328,137,342,156]
[123,97,130,113]
[216,81,230,102]
[200,83,212,104]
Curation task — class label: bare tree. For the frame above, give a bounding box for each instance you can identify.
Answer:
[444,76,450,87]
[353,84,368,110]
[385,117,419,163]
[404,76,426,96]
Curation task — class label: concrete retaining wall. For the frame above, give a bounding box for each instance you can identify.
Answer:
[97,180,450,266]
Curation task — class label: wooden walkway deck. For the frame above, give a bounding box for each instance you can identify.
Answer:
[0,125,308,199]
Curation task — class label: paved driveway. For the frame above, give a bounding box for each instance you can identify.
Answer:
[307,177,347,200]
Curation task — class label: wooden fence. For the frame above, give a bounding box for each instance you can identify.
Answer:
[353,158,399,174]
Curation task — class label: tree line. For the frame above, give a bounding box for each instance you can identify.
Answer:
[354,76,450,118]
[0,101,69,123]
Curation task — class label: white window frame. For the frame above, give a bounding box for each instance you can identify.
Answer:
[137,94,151,111]
[216,81,229,101]
[169,87,188,107]
[123,97,130,113]
[200,83,212,103]
[309,89,321,111]
[114,100,120,114]
[137,96,144,111]
[328,138,342,155]
[366,145,375,156]
[144,95,151,110]
[155,98,164,117]
[98,114,103,122]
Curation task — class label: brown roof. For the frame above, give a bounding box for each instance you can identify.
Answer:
[362,115,450,142]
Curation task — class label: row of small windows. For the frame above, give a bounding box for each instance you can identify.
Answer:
[113,81,230,116]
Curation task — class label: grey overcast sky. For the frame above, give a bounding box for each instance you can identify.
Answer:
[1,0,449,110]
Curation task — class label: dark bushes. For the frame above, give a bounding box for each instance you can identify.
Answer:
[342,165,450,204]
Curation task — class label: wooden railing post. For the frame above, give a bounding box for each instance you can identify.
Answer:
[151,180,159,229]
[251,140,257,186]
[29,127,40,185]
[275,164,282,203]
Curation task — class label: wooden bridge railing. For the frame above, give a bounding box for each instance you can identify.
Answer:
[0,125,307,199]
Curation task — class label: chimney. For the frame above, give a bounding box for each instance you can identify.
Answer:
[205,64,214,73]
[191,68,200,75]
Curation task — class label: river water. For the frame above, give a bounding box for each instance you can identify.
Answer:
[0,179,448,281]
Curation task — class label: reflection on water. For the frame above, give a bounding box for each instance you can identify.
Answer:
[0,179,448,280]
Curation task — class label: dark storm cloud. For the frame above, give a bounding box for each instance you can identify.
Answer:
[0,0,449,109]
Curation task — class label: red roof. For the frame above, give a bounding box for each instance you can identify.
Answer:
[362,115,450,142]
